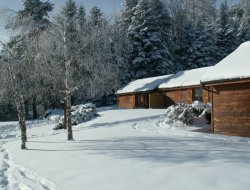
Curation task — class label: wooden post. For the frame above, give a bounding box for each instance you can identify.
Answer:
[211,86,214,134]
[149,93,151,108]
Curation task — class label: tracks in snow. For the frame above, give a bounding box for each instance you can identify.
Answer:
[0,144,9,190]
[0,142,59,190]
[0,120,62,190]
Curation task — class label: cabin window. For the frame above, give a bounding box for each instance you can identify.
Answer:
[193,87,203,102]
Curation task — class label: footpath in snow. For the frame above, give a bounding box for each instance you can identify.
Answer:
[1,107,250,190]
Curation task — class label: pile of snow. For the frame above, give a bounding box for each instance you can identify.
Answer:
[70,103,97,125]
[192,101,212,124]
[160,102,211,128]
[43,103,97,129]
[192,101,206,111]
[165,104,195,125]
[43,109,63,123]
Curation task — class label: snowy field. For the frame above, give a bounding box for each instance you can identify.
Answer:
[1,107,250,190]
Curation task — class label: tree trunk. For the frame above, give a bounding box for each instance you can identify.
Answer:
[63,20,73,140]
[32,96,38,119]
[64,99,67,129]
[44,101,48,113]
[15,96,27,149]
[25,100,29,119]
[65,94,73,140]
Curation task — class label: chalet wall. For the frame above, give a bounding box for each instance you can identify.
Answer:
[149,92,165,108]
[203,88,210,104]
[118,95,135,109]
[212,82,250,137]
[118,87,212,109]
[162,88,193,107]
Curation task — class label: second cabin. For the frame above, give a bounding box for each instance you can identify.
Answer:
[116,75,172,109]
[158,66,212,107]
[117,66,212,109]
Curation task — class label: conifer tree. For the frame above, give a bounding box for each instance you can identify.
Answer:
[16,0,53,33]
[120,0,139,31]
[216,1,238,60]
[88,6,104,27]
[177,21,217,69]
[113,0,139,84]
[238,0,250,42]
[128,0,173,79]
[77,5,86,30]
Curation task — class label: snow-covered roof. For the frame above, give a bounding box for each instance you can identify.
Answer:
[201,41,250,83]
[159,66,213,89]
[116,74,173,94]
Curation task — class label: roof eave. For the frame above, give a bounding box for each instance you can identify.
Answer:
[158,84,201,91]
[201,77,250,86]
[116,89,156,96]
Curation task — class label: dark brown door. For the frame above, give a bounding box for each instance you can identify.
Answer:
[136,94,149,108]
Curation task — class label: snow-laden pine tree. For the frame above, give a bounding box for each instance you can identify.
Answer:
[238,0,250,42]
[128,0,173,79]
[113,0,139,85]
[87,6,104,27]
[12,0,53,33]
[119,0,139,31]
[216,1,238,61]
[77,5,86,30]
[176,21,217,69]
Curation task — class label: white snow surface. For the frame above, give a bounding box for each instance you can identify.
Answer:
[116,74,172,94]
[201,41,250,83]
[1,107,250,190]
[159,66,213,89]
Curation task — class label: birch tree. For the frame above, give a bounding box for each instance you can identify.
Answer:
[38,0,120,140]
[0,38,29,149]
[0,0,53,149]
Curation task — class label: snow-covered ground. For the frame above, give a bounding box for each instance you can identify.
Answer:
[1,107,250,190]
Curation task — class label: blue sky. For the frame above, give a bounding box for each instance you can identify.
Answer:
[0,0,123,43]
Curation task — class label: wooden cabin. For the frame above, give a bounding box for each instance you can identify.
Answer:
[158,67,213,107]
[117,75,172,109]
[201,42,250,137]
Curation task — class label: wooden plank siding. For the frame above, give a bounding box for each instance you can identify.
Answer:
[118,93,150,109]
[160,87,211,107]
[211,82,250,137]
[118,86,212,109]
[163,89,193,106]
[203,88,212,104]
[149,92,165,108]
[118,95,136,109]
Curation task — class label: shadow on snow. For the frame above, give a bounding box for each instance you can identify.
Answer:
[27,136,250,165]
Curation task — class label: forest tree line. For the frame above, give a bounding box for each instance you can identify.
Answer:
[0,0,249,148]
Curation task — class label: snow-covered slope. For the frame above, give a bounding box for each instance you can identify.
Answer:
[201,41,250,83]
[1,107,250,190]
